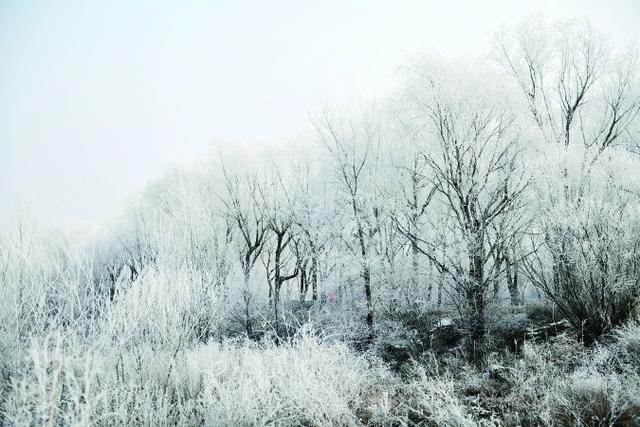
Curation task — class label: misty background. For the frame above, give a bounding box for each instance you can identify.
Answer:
[1,0,639,227]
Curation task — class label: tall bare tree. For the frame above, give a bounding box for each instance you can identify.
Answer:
[258,169,299,335]
[497,18,640,341]
[396,61,529,362]
[314,107,381,339]
[495,18,640,193]
[220,167,266,337]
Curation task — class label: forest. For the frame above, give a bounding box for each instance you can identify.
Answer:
[2,17,640,426]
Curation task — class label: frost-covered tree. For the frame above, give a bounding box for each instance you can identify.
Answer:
[220,165,267,337]
[498,18,640,341]
[386,97,440,309]
[396,59,529,361]
[314,107,383,338]
[290,156,334,303]
[258,166,299,333]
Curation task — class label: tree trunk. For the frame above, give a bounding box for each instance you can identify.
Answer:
[468,282,486,365]
[243,266,252,337]
[410,158,421,290]
[426,262,433,303]
[505,250,520,306]
[299,266,308,302]
[274,280,281,336]
[311,255,318,301]
[363,264,373,332]
[467,231,486,364]
[411,241,419,289]
[272,230,298,337]
[357,225,374,339]
[493,255,503,300]
[353,195,374,339]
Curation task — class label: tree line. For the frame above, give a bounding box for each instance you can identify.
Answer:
[73,18,640,364]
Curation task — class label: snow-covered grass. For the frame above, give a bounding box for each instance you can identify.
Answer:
[3,260,640,426]
[3,327,394,426]
[2,222,640,426]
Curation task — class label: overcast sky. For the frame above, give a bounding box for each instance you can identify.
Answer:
[1,0,639,228]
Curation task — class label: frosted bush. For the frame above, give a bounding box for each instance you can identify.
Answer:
[614,319,640,365]
[548,369,640,426]
[4,333,103,426]
[101,267,226,347]
[373,362,487,427]
[4,328,395,426]
[191,330,392,425]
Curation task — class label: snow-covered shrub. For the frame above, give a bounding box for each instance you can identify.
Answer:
[193,330,393,425]
[548,369,640,426]
[4,327,394,426]
[613,319,640,366]
[525,148,640,344]
[498,325,640,426]
[101,267,226,347]
[500,337,584,425]
[4,333,104,426]
[383,363,487,427]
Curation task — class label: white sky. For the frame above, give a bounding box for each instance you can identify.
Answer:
[1,0,639,227]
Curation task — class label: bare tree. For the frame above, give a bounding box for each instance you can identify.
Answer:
[258,169,299,335]
[290,156,333,303]
[220,166,266,337]
[497,18,640,341]
[495,18,640,190]
[396,62,529,362]
[386,112,439,304]
[314,107,381,339]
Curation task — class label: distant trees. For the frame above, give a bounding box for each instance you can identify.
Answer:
[220,167,266,337]
[259,168,299,333]
[387,103,438,308]
[32,16,637,351]
[315,107,382,339]
[290,157,333,303]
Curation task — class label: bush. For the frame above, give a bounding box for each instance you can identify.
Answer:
[373,363,486,427]
[548,369,640,426]
[524,190,640,344]
[4,328,395,426]
[613,319,640,366]
[495,328,640,426]
[486,305,530,353]
[524,301,557,325]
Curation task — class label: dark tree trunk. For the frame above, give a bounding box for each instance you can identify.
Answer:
[505,249,520,306]
[363,265,373,331]
[243,266,252,337]
[311,255,318,301]
[468,281,486,365]
[352,195,374,340]
[357,224,374,339]
[274,280,281,335]
[272,230,297,336]
[411,241,419,289]
[492,250,505,301]
[467,231,486,365]
[299,266,308,302]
